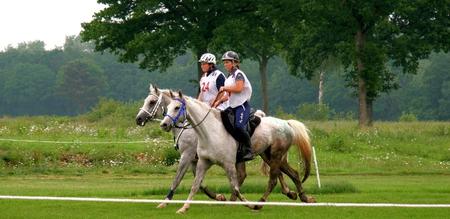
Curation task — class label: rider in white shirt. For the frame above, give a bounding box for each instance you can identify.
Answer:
[213,51,253,162]
[197,53,227,110]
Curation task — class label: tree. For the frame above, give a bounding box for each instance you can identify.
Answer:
[0,63,56,115]
[284,0,449,127]
[56,59,107,114]
[211,1,282,113]
[81,0,254,84]
[419,53,450,120]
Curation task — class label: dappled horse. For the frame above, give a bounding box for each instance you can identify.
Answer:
[135,84,298,208]
[160,91,315,214]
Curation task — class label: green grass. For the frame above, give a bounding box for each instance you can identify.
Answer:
[0,174,449,218]
[1,113,450,217]
[1,118,449,175]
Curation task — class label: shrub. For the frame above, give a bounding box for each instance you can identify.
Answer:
[274,106,296,120]
[327,134,351,153]
[296,103,332,121]
[332,111,356,121]
[84,98,140,124]
[399,112,418,122]
[163,147,180,166]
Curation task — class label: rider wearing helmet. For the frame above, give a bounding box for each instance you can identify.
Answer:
[197,53,227,110]
[214,51,253,162]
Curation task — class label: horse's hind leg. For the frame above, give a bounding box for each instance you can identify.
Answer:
[278,173,298,200]
[280,160,315,203]
[157,153,193,208]
[177,158,212,214]
[261,154,297,200]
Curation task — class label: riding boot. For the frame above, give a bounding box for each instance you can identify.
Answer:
[235,127,254,162]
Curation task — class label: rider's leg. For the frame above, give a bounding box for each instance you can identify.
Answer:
[234,102,253,162]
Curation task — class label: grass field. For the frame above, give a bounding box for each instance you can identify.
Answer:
[1,110,450,218]
[1,174,449,218]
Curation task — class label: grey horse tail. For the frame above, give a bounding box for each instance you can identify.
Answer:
[287,120,312,183]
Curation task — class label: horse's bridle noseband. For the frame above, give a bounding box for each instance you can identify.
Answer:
[163,97,212,129]
[139,93,164,122]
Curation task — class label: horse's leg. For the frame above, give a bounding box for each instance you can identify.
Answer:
[261,154,297,200]
[176,158,212,214]
[278,172,298,200]
[254,156,282,210]
[157,153,193,208]
[279,160,316,203]
[190,161,226,201]
[230,162,247,201]
[223,161,254,209]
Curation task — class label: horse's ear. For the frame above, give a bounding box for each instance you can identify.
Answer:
[149,83,159,94]
[169,90,174,98]
[178,90,183,98]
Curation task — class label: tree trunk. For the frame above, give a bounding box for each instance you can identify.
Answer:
[366,99,373,126]
[318,71,324,105]
[259,56,269,113]
[355,29,370,127]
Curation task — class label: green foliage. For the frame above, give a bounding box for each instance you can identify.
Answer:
[282,0,449,126]
[56,59,108,114]
[399,112,418,122]
[326,134,352,153]
[1,38,450,121]
[162,147,180,166]
[274,106,296,120]
[84,98,139,123]
[296,103,332,121]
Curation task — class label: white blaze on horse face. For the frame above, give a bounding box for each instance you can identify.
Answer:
[137,93,159,126]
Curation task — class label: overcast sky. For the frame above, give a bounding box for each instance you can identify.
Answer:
[0,0,104,51]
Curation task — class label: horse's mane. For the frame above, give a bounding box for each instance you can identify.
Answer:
[151,88,221,118]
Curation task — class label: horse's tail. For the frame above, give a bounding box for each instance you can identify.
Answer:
[287,119,312,183]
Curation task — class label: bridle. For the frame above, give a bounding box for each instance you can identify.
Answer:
[138,93,164,122]
[163,97,212,129]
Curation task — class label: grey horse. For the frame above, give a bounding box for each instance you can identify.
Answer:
[135,84,298,208]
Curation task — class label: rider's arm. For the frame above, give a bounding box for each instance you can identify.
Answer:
[197,91,203,101]
[219,73,245,93]
[212,92,228,108]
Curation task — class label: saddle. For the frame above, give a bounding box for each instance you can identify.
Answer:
[220,108,261,142]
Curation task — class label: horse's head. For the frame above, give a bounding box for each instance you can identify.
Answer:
[160,90,186,132]
[135,84,165,126]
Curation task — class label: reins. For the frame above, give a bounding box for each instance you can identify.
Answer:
[164,97,212,130]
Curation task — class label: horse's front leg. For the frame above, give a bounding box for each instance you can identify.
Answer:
[230,162,247,201]
[157,153,194,208]
[190,161,226,201]
[176,158,212,214]
[223,161,254,209]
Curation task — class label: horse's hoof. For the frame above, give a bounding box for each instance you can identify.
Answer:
[157,202,168,208]
[176,208,187,214]
[216,194,226,201]
[307,196,316,203]
[252,198,265,210]
[253,204,264,210]
[300,194,316,203]
[287,191,298,200]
